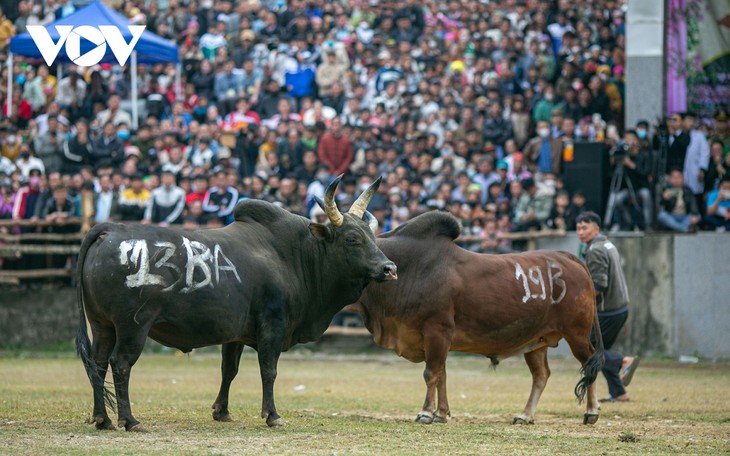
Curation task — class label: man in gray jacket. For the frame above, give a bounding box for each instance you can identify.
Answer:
[576,211,640,402]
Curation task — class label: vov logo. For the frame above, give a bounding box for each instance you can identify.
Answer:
[27,25,145,67]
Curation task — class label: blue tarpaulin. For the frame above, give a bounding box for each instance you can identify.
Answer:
[9,0,178,64]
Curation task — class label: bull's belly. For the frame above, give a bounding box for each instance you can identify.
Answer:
[370,314,564,364]
[146,315,252,352]
[450,329,563,360]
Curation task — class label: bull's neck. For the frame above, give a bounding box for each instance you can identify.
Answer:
[298,237,369,325]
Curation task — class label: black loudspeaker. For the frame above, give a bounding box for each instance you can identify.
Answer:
[562,142,610,216]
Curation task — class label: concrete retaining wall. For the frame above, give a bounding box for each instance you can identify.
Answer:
[0,288,78,348]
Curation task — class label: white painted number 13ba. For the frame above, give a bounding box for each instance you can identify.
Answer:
[26,25,145,67]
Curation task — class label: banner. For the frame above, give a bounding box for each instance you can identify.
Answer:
[668,0,730,119]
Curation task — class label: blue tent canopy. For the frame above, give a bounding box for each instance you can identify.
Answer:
[9,0,178,65]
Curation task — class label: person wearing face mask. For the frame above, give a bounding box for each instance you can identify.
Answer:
[532,84,561,124]
[524,119,564,175]
[15,146,45,177]
[596,65,622,124]
[634,120,651,149]
[12,169,43,222]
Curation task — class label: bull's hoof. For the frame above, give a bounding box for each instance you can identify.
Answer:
[432,415,448,424]
[118,419,143,432]
[212,405,232,422]
[415,412,434,424]
[266,417,286,427]
[127,423,148,433]
[214,412,233,422]
[91,415,116,430]
[512,416,535,425]
[583,412,599,425]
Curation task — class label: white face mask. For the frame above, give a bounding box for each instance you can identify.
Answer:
[545,93,555,102]
[538,127,551,138]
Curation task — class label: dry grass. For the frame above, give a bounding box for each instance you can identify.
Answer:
[0,350,728,455]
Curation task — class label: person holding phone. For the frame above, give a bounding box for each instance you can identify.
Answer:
[705,174,730,232]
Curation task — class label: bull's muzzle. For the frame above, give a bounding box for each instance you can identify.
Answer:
[376,261,398,281]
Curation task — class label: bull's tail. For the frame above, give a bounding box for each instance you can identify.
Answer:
[567,251,606,404]
[574,310,605,404]
[76,224,116,410]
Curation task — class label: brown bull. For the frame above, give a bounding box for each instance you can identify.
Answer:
[352,211,605,425]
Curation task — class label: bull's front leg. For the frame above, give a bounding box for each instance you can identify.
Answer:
[417,328,452,424]
[212,342,246,422]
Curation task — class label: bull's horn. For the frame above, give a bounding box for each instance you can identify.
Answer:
[313,195,326,211]
[362,210,379,233]
[324,174,344,227]
[349,176,382,219]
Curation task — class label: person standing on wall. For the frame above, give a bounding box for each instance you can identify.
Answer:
[576,211,641,402]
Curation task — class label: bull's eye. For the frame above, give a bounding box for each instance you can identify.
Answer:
[345,236,360,246]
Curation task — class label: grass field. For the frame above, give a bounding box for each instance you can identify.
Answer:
[0,350,728,455]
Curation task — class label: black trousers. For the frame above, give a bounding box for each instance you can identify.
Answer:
[591,308,629,398]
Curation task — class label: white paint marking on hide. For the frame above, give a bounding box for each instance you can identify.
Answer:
[528,266,546,300]
[214,244,241,284]
[118,237,239,292]
[181,237,212,293]
[119,240,165,288]
[515,262,531,303]
[154,241,181,292]
[515,260,567,304]
[547,260,567,304]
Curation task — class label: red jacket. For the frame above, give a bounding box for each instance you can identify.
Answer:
[317,132,353,176]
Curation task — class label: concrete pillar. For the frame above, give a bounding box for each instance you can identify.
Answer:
[625,0,666,128]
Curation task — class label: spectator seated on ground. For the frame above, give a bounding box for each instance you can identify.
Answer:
[657,169,700,233]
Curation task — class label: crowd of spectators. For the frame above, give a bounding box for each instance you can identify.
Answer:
[0,0,728,275]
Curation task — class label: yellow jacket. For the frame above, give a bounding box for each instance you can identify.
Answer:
[0,18,14,49]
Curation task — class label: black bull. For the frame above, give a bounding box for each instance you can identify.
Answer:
[76,176,396,431]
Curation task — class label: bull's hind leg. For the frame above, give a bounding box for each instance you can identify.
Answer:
[514,346,550,425]
[417,330,451,424]
[109,323,153,432]
[257,341,284,427]
[256,297,287,428]
[212,342,245,422]
[89,323,116,430]
[565,335,600,425]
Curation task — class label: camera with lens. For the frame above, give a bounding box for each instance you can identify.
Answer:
[610,142,630,160]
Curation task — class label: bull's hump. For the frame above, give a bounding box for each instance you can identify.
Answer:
[382,211,461,241]
[233,199,296,224]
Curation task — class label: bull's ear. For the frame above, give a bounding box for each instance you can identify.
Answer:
[309,223,331,240]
